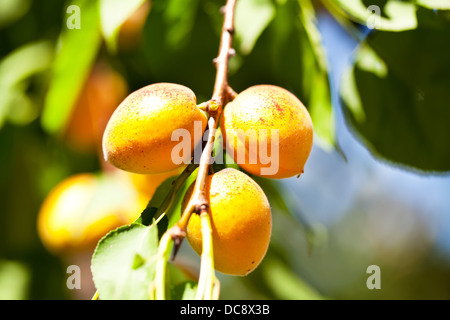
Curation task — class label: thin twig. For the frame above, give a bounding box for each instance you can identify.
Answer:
[153,0,238,300]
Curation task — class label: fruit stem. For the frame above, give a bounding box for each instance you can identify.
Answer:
[154,230,173,300]
[195,208,218,300]
[154,163,199,224]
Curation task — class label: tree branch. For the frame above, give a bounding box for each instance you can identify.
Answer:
[154,0,238,300]
[173,0,237,236]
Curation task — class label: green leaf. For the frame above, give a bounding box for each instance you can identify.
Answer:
[0,41,53,128]
[163,0,200,49]
[170,280,198,300]
[234,0,275,55]
[91,223,159,300]
[41,0,101,134]
[340,12,450,172]
[145,175,179,209]
[325,0,418,31]
[99,0,147,52]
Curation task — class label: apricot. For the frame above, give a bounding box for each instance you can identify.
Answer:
[102,83,208,174]
[65,63,128,153]
[37,172,148,254]
[128,166,183,199]
[184,168,272,276]
[220,85,313,179]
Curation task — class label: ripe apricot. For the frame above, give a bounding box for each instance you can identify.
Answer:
[102,83,207,174]
[220,85,313,179]
[37,172,147,254]
[184,168,272,276]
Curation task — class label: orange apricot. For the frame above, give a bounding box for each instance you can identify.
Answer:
[65,63,128,153]
[220,85,313,179]
[185,168,272,276]
[102,83,207,174]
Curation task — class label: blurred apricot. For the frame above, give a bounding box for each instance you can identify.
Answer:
[37,171,147,254]
[127,166,182,199]
[185,168,272,276]
[64,63,128,153]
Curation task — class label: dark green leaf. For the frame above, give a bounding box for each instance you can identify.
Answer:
[340,12,450,172]
[135,206,169,238]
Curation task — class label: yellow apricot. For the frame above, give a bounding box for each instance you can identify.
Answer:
[220,85,313,179]
[185,168,272,276]
[102,83,208,174]
[37,172,147,254]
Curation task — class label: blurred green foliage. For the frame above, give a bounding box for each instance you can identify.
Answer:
[1,0,450,300]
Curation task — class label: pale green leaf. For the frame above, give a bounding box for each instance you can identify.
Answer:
[91,223,160,300]
[0,41,53,128]
[299,0,335,149]
[235,0,275,55]
[0,0,31,28]
[99,0,147,52]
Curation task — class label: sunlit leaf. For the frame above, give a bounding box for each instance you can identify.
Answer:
[41,0,101,134]
[417,0,450,10]
[99,0,147,52]
[325,0,418,31]
[234,0,275,55]
[91,223,159,300]
[0,0,31,28]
